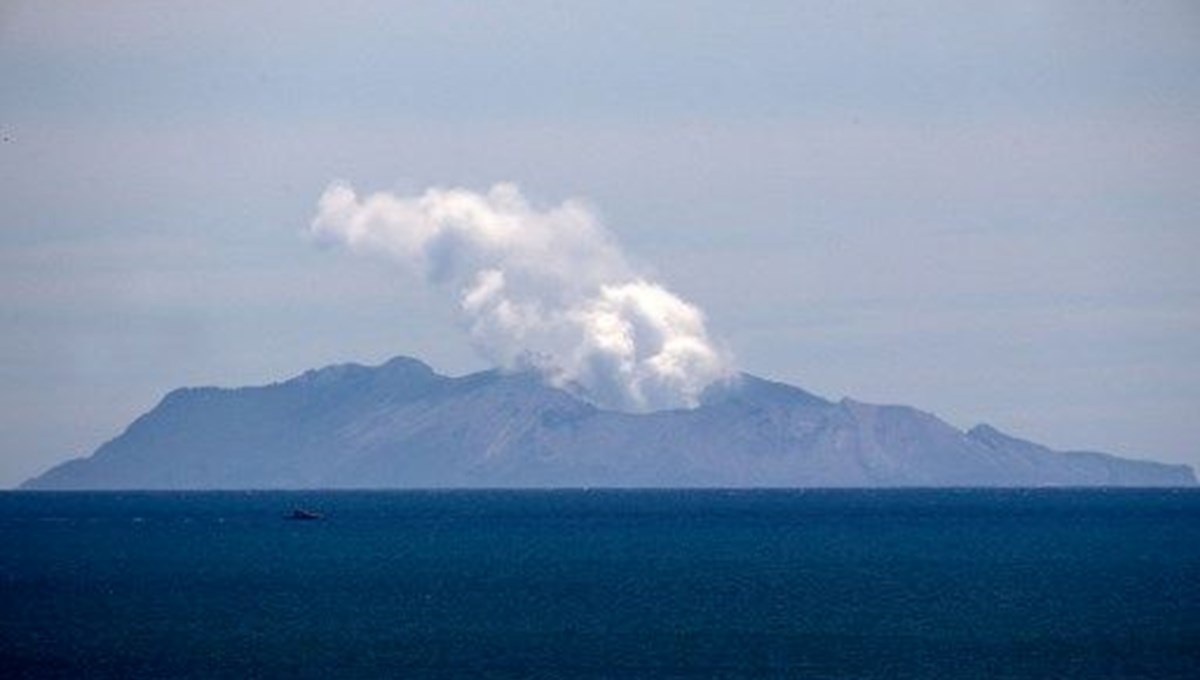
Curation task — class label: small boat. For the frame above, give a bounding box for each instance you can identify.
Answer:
[286,508,323,521]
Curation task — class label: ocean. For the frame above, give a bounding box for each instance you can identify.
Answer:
[1,489,1197,678]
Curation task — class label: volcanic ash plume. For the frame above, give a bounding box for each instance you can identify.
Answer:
[310,182,733,412]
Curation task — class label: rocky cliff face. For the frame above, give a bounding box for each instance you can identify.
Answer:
[23,356,1196,489]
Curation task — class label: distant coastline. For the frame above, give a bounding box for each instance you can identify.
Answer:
[23,356,1195,490]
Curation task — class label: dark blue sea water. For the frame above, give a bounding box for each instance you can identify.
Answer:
[2,490,1198,679]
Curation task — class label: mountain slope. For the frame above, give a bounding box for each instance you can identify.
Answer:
[22,357,1195,489]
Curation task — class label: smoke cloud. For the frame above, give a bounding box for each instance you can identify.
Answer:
[311,182,733,412]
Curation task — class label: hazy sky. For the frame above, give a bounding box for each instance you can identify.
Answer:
[2,1,1198,486]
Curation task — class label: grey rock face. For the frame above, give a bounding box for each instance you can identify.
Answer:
[22,357,1195,489]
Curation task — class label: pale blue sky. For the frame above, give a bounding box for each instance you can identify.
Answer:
[2,1,1198,486]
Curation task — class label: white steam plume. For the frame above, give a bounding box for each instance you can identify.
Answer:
[310,182,733,412]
